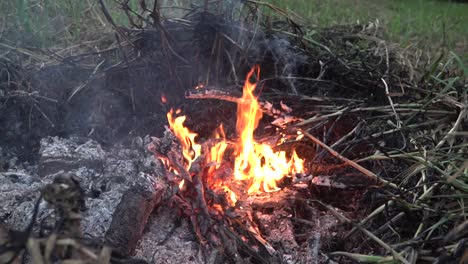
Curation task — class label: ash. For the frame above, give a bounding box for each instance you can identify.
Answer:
[0,136,200,262]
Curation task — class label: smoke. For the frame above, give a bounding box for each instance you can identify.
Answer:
[0,0,312,161]
[250,36,308,94]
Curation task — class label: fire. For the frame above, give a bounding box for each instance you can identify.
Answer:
[232,67,304,193]
[208,125,228,175]
[165,66,304,198]
[167,110,201,170]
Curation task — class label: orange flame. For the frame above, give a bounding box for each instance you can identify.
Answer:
[223,186,238,206]
[167,110,201,170]
[165,66,304,198]
[208,125,228,175]
[233,66,304,194]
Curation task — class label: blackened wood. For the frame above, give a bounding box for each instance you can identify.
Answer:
[105,184,162,256]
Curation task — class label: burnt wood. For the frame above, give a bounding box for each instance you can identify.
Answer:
[105,183,163,257]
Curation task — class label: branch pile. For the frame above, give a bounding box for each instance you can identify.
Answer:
[0,0,466,263]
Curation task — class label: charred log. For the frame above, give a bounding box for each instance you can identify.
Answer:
[105,183,163,257]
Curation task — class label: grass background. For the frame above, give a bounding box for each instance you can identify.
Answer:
[0,0,467,55]
[269,0,468,55]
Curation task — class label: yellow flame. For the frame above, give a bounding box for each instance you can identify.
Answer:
[209,125,228,175]
[290,150,304,174]
[223,186,238,206]
[167,110,201,170]
[166,66,304,197]
[179,179,185,189]
[233,66,304,194]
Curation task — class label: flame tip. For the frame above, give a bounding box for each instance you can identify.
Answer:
[166,66,305,197]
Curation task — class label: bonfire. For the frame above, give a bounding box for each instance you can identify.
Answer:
[0,1,466,264]
[163,66,304,196]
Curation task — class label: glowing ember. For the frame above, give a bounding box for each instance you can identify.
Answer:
[178,179,185,189]
[165,66,304,197]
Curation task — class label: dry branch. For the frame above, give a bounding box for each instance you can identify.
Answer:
[302,130,399,189]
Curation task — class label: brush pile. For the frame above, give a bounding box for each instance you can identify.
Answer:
[0,0,467,263]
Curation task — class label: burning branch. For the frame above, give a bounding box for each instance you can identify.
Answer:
[185,85,301,126]
[148,66,307,262]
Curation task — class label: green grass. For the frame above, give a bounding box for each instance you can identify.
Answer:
[267,0,468,56]
[386,0,468,51]
[1,0,467,56]
[0,0,141,48]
